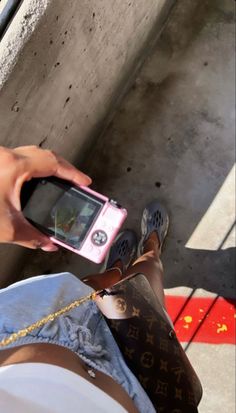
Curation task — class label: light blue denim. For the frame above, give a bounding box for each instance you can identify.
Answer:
[0,272,155,413]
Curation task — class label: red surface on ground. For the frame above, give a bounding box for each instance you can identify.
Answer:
[165,295,236,344]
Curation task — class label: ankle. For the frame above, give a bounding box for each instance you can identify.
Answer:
[143,232,160,257]
[110,260,123,272]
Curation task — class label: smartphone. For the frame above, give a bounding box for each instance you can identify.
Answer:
[21,177,127,263]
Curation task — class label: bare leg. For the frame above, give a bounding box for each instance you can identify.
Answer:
[124,232,165,308]
[82,267,122,291]
[83,232,166,322]
[83,233,165,308]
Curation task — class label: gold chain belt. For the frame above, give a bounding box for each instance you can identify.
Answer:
[0,291,99,348]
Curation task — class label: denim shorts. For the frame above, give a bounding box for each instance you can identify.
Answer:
[0,272,155,413]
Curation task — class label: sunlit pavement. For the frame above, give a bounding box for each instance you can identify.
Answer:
[20,1,235,411]
[165,287,235,413]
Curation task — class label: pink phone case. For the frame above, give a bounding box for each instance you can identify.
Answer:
[50,185,127,263]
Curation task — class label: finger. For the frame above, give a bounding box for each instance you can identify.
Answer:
[54,154,92,187]
[13,146,92,186]
[41,244,59,252]
[12,211,58,251]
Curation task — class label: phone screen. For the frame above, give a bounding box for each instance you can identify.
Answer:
[23,180,104,249]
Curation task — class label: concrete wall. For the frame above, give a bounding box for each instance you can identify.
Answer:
[0,0,174,286]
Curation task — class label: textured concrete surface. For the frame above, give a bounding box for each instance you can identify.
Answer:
[166,287,236,413]
[19,0,235,293]
[0,0,172,87]
[0,0,174,285]
[18,1,235,411]
[187,343,235,413]
[0,1,45,54]
[79,0,235,298]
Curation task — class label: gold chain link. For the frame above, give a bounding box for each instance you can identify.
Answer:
[0,291,98,348]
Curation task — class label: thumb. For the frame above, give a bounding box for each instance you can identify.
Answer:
[12,213,58,251]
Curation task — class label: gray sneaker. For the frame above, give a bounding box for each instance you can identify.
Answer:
[138,200,169,256]
[102,229,138,272]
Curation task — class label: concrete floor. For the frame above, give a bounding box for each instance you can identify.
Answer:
[20,0,235,411]
[21,0,235,288]
[81,0,235,299]
[0,0,174,286]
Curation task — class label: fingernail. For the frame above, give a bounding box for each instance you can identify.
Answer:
[81,173,92,184]
[84,175,92,185]
[41,244,59,252]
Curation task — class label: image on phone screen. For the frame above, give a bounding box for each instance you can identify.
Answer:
[23,180,104,249]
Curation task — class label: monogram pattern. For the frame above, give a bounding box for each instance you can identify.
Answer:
[146,333,154,345]
[160,359,168,372]
[104,274,202,412]
[155,380,169,397]
[127,324,140,340]
[124,346,135,360]
[114,297,127,313]
[132,306,140,317]
[141,351,155,368]
[172,366,185,384]
[138,374,149,389]
[175,388,183,400]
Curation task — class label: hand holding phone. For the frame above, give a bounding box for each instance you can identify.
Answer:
[0,146,91,251]
[21,178,127,263]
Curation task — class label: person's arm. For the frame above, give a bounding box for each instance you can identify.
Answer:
[0,145,91,251]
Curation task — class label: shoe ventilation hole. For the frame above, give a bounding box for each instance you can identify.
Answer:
[152,211,163,228]
[118,240,129,256]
